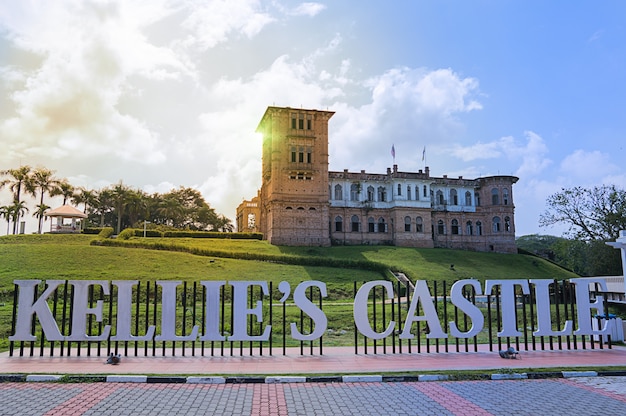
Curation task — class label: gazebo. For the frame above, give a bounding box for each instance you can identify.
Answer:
[45,205,87,233]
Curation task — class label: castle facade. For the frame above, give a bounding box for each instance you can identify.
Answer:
[237,106,518,253]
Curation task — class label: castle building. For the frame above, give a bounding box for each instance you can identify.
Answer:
[237,106,519,253]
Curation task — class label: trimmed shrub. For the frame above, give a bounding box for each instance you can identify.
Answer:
[83,228,105,235]
[162,231,262,240]
[117,228,135,240]
[98,227,114,239]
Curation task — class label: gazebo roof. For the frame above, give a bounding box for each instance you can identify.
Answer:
[45,205,87,218]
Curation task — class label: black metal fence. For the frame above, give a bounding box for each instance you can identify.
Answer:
[8,279,613,358]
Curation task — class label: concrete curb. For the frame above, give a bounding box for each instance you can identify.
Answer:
[3,371,624,384]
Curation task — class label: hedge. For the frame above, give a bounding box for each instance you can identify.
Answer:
[90,238,389,274]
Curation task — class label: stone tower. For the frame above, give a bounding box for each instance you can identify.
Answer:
[256,106,335,246]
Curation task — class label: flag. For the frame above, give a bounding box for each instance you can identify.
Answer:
[391,144,395,158]
[422,146,426,161]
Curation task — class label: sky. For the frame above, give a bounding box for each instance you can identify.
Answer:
[1,0,625,237]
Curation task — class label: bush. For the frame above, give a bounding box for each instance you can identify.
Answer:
[98,227,114,239]
[83,227,106,235]
[117,228,135,240]
[162,231,262,240]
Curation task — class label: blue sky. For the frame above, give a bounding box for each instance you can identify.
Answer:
[1,1,625,236]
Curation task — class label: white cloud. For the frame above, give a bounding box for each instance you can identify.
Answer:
[290,2,326,17]
[559,149,619,182]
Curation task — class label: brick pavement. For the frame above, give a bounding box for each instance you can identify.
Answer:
[1,377,626,415]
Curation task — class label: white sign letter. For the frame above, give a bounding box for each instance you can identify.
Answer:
[67,280,111,341]
[400,280,447,339]
[484,280,529,337]
[155,281,199,341]
[353,281,396,339]
[571,278,610,336]
[229,281,271,341]
[199,281,226,341]
[291,281,328,341]
[530,279,573,337]
[111,281,155,341]
[10,280,64,341]
[449,280,484,338]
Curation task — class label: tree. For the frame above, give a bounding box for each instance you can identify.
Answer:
[540,185,626,241]
[52,180,76,205]
[0,205,12,235]
[8,200,29,234]
[29,167,59,234]
[110,182,130,233]
[32,203,51,232]
[0,165,32,234]
[93,188,114,228]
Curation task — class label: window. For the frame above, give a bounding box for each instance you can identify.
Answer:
[437,220,445,235]
[503,189,509,205]
[436,190,444,205]
[505,216,511,232]
[334,184,342,200]
[307,151,312,163]
[298,114,304,129]
[350,183,359,201]
[335,216,343,232]
[415,186,419,200]
[404,216,411,232]
[306,114,312,130]
[465,191,472,206]
[378,186,386,202]
[492,216,501,232]
[291,113,296,129]
[476,221,482,235]
[492,188,499,205]
[450,189,458,205]
[423,185,427,198]
[298,151,304,163]
[451,219,459,235]
[407,186,411,200]
[247,213,256,229]
[416,216,423,232]
[397,184,402,196]
[291,148,296,162]
[368,217,375,232]
[466,221,473,235]
[378,217,386,233]
[475,192,481,206]
[351,215,360,232]
[367,186,375,202]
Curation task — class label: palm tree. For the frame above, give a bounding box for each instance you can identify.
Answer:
[0,205,12,235]
[32,203,51,233]
[0,165,32,234]
[29,167,59,233]
[52,180,75,205]
[111,182,130,233]
[9,200,29,234]
[94,188,114,227]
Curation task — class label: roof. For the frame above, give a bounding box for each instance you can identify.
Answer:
[45,205,87,218]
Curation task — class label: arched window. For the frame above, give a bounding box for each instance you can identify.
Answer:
[450,189,458,205]
[335,216,343,232]
[492,188,499,205]
[404,216,411,232]
[415,185,420,200]
[451,219,459,235]
[465,191,472,206]
[351,215,360,232]
[407,186,411,200]
[378,217,386,233]
[423,185,427,198]
[476,221,483,236]
[505,216,511,232]
[397,184,402,196]
[368,217,375,232]
[492,216,501,232]
[416,216,423,232]
[503,189,509,205]
[466,221,473,235]
[247,213,256,229]
[378,186,386,202]
[436,190,444,205]
[334,184,342,200]
[437,220,445,235]
[350,183,359,201]
[475,192,481,206]
[367,186,375,202]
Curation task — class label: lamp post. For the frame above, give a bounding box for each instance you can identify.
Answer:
[144,220,147,238]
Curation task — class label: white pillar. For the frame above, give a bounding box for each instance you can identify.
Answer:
[606,230,626,298]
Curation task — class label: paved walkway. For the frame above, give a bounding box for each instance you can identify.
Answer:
[2,345,626,377]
